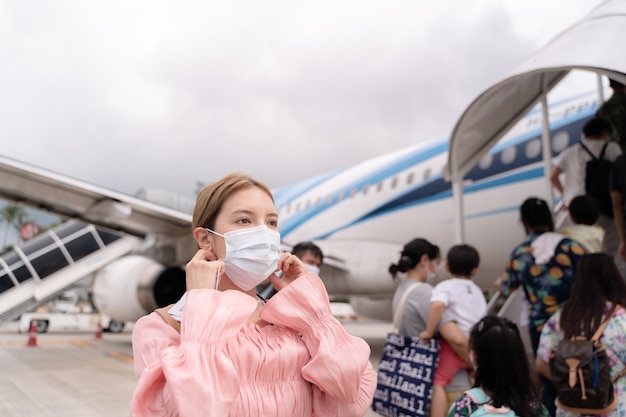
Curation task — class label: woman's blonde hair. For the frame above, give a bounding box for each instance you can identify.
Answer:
[192,172,274,231]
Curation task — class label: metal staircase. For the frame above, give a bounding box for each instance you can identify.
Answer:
[0,220,142,322]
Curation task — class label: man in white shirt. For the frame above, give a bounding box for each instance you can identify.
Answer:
[550,117,622,255]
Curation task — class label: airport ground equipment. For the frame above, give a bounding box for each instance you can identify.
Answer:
[0,220,142,323]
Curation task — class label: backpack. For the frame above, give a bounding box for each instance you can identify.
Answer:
[580,142,613,217]
[462,388,517,417]
[549,305,625,414]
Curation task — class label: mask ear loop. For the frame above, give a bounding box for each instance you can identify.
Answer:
[215,264,221,290]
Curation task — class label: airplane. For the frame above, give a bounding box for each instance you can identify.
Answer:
[0,89,601,324]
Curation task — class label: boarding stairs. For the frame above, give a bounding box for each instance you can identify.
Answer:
[485,289,533,361]
[0,220,142,322]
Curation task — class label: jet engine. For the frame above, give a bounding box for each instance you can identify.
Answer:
[92,255,186,322]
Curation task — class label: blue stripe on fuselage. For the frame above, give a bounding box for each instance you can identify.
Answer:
[279,100,598,240]
[273,170,339,205]
[313,166,545,239]
[277,140,448,235]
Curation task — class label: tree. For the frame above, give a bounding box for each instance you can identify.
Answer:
[1,203,28,250]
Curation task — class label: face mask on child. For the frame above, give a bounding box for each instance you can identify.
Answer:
[305,264,320,274]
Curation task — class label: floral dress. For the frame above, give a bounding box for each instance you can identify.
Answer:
[501,232,586,335]
[537,304,626,417]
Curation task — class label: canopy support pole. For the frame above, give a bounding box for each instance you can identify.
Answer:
[597,72,606,104]
[452,179,465,244]
[540,87,554,211]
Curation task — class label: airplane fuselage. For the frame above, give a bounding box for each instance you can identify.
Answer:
[273,92,599,301]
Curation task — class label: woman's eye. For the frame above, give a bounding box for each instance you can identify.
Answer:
[237,218,251,224]
[268,220,278,228]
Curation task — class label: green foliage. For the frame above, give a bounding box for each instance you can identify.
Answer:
[1,203,29,251]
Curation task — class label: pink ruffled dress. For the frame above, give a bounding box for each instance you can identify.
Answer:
[130,273,377,416]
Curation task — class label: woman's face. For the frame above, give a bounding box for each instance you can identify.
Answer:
[428,257,441,274]
[419,254,439,275]
[207,186,278,259]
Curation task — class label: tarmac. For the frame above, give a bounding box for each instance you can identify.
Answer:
[0,319,391,417]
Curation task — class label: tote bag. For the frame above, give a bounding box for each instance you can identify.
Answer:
[371,282,439,417]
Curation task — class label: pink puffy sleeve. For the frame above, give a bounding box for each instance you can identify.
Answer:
[260,273,377,417]
[130,290,258,417]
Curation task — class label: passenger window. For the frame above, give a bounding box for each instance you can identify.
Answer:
[423,168,432,181]
[391,177,398,189]
[407,172,414,185]
[349,187,357,198]
[377,181,384,192]
[501,147,516,164]
[552,131,570,153]
[525,139,541,159]
[363,184,369,195]
[479,153,493,169]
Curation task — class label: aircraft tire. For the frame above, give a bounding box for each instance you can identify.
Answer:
[32,319,49,333]
[106,320,125,333]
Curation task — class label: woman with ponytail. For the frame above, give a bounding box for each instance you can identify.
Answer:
[390,238,471,408]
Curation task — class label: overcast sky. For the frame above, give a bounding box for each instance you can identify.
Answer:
[0,0,606,198]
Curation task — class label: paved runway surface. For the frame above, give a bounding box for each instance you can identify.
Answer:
[0,319,391,417]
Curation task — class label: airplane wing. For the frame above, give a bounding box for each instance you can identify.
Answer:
[0,154,192,238]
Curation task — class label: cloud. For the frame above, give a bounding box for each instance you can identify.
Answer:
[0,0,604,197]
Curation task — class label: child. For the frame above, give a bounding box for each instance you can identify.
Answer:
[559,194,605,253]
[448,316,548,417]
[420,244,487,417]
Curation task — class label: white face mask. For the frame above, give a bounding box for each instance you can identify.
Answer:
[426,260,439,284]
[206,225,281,291]
[305,264,320,275]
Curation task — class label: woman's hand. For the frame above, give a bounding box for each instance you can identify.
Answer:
[269,251,307,291]
[185,249,225,290]
[419,330,434,342]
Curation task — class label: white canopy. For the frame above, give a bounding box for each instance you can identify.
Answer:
[447,0,626,242]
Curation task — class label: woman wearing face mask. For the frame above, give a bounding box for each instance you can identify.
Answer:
[389,238,472,410]
[130,173,376,417]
